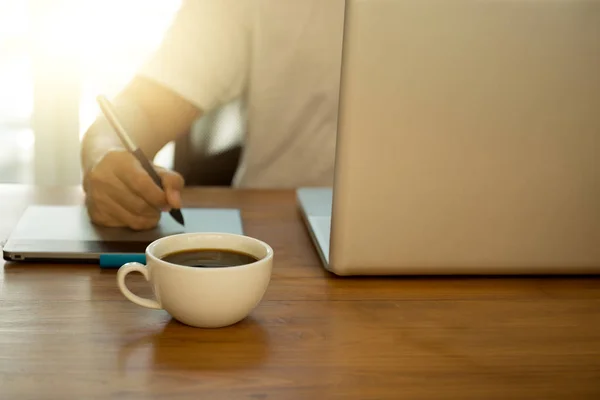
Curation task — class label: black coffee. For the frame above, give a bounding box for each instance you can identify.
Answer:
[160,248,259,268]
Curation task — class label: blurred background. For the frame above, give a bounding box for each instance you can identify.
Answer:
[0,0,182,185]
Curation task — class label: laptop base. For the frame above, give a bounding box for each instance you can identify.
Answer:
[297,188,332,267]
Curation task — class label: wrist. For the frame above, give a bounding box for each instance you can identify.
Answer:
[81,120,124,176]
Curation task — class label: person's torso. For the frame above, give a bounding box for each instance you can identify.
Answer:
[233,0,345,188]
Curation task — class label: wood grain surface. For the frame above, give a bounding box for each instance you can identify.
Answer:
[1,184,599,399]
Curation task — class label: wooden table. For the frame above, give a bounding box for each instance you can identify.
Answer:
[1,184,599,399]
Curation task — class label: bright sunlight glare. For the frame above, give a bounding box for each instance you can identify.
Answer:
[2,0,181,133]
[0,0,182,181]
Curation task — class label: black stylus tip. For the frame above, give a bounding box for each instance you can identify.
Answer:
[170,209,185,226]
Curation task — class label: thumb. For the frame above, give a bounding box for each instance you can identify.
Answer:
[157,167,185,209]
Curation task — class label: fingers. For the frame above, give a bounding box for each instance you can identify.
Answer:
[86,151,164,211]
[165,189,182,210]
[159,167,185,191]
[157,167,185,209]
[84,149,176,230]
[115,158,169,210]
[111,178,161,217]
[117,164,185,211]
[84,149,185,231]
[85,194,122,228]
[86,187,160,231]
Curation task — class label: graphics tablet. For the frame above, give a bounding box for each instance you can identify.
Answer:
[2,205,244,267]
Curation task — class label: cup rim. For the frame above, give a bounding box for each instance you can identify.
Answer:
[145,232,274,270]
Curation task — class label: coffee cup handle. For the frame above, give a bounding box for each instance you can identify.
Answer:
[117,262,161,310]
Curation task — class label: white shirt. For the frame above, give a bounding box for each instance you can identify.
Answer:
[139,0,345,188]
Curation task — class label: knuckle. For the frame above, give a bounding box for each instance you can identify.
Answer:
[87,168,114,187]
[171,178,184,190]
[141,206,161,218]
[86,168,103,184]
[85,199,101,217]
[88,208,113,227]
[131,198,150,213]
[149,195,167,208]
[137,186,167,207]
[163,172,184,189]
[132,174,155,190]
[88,209,102,224]
[124,193,146,210]
[87,190,106,206]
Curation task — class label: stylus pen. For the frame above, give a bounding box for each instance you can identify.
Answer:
[96,95,185,226]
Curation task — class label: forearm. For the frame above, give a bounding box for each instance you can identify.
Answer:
[81,76,203,174]
[81,100,156,174]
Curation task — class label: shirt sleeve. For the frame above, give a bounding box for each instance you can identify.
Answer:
[137,0,252,113]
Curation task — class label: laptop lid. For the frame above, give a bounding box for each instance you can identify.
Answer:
[326,0,600,275]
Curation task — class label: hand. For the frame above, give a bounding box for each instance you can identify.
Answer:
[83,149,184,230]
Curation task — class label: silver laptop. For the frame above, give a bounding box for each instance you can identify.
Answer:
[298,0,600,275]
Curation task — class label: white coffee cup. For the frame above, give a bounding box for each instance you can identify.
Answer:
[117,232,274,328]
